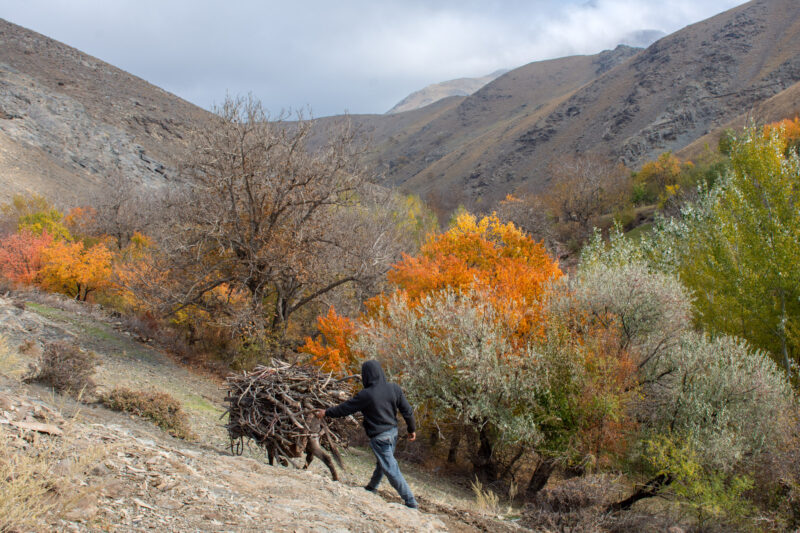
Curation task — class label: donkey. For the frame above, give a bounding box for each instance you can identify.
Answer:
[266,408,344,481]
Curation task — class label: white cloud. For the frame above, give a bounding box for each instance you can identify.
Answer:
[1,0,747,116]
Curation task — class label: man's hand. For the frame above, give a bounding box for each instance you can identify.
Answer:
[408,432,416,442]
[314,409,326,419]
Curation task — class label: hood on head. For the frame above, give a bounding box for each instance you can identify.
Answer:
[361,360,385,387]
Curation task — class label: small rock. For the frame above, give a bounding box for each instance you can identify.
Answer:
[10,420,63,436]
[53,458,74,476]
[101,480,127,498]
[64,494,99,522]
[90,463,111,477]
[0,393,14,411]
[203,511,224,521]
[132,497,155,511]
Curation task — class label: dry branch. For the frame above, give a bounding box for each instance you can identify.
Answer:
[224,359,357,476]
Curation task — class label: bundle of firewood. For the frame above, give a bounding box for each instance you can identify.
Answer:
[223,360,358,479]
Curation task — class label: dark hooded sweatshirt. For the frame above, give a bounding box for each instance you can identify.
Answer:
[325,360,416,438]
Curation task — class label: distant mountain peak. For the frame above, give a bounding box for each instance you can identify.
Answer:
[386,70,508,115]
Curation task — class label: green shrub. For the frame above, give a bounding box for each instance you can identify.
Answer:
[641,332,793,470]
[630,182,656,206]
[718,128,736,155]
[642,434,755,526]
[355,290,546,449]
[27,341,98,397]
[102,387,194,440]
[571,252,796,525]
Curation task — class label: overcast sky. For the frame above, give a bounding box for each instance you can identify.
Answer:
[3,0,747,117]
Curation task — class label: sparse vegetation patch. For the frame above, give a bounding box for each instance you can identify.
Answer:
[102,386,194,440]
[26,340,98,397]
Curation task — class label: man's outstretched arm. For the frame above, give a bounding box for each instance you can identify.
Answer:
[315,391,367,419]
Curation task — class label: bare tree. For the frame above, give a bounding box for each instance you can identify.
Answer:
[144,95,404,340]
[494,193,557,252]
[541,153,631,242]
[91,173,161,249]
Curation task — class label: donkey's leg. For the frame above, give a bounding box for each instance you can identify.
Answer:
[309,438,339,481]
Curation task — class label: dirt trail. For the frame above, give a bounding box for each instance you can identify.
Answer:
[0,294,523,532]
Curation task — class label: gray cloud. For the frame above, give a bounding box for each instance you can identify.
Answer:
[2,0,746,116]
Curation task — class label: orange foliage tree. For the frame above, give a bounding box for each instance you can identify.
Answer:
[389,212,562,338]
[39,240,113,301]
[302,213,562,373]
[64,206,98,241]
[765,116,800,154]
[302,306,358,373]
[0,230,54,285]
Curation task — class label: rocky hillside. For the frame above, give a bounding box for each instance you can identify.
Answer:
[0,18,213,204]
[331,0,800,213]
[678,78,800,161]
[327,45,640,209]
[387,70,507,114]
[0,293,524,532]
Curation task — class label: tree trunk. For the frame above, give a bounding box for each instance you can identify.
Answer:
[526,457,556,496]
[272,296,288,335]
[447,432,461,464]
[779,291,793,380]
[501,447,525,480]
[428,428,440,448]
[472,426,498,481]
[606,473,672,512]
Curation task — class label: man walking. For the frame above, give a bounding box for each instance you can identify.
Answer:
[315,360,418,509]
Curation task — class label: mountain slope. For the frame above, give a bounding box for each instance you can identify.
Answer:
[678,79,800,160]
[362,0,800,212]
[0,18,213,203]
[352,45,641,211]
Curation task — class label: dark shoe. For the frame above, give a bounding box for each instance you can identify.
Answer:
[405,502,419,510]
[364,485,377,493]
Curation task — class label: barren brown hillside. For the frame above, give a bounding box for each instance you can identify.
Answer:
[678,79,800,161]
[3,0,799,217]
[341,0,800,213]
[0,18,213,203]
[326,45,639,212]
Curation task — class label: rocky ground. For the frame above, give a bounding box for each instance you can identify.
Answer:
[0,292,524,532]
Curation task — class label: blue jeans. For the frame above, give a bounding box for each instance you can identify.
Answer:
[365,427,417,507]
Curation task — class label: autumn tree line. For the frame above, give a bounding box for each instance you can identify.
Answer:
[1,95,800,529]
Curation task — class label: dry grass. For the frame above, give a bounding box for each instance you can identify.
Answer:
[18,288,86,315]
[523,474,622,532]
[471,477,502,513]
[0,417,108,531]
[520,474,696,533]
[0,334,26,380]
